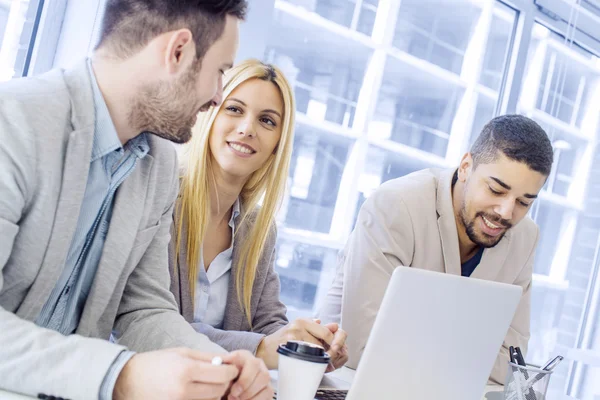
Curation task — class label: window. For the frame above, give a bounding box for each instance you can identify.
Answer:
[0,0,44,80]
[262,2,600,398]
[282,0,380,36]
[265,0,518,319]
[371,0,516,160]
[284,126,353,234]
[514,21,600,398]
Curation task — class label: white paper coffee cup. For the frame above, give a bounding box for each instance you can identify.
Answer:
[276,341,330,400]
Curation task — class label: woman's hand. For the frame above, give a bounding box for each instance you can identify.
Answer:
[255,318,348,372]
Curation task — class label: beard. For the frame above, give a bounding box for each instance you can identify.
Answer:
[128,62,211,144]
[459,206,512,249]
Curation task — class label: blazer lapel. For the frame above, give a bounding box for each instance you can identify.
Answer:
[18,130,94,320]
[436,169,462,276]
[471,232,511,281]
[18,61,95,321]
[223,212,247,331]
[77,155,153,334]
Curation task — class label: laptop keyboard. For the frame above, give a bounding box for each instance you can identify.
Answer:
[272,390,349,400]
[315,390,349,399]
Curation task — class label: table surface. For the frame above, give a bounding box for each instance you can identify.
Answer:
[0,367,578,400]
[270,367,579,400]
[270,367,505,400]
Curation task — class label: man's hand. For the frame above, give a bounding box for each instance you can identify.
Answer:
[222,350,273,400]
[323,322,348,372]
[113,348,239,400]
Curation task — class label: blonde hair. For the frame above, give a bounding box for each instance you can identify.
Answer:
[176,59,296,326]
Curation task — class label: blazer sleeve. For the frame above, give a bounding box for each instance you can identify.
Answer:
[341,189,415,370]
[0,102,126,400]
[488,228,536,385]
[112,151,224,354]
[189,322,266,353]
[317,250,345,325]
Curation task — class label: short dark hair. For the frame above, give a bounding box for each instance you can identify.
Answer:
[96,0,248,60]
[470,114,554,176]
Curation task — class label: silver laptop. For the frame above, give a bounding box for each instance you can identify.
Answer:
[318,266,522,400]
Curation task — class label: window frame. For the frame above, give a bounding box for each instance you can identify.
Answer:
[2,0,66,78]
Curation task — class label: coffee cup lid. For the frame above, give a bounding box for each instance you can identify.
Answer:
[277,341,331,364]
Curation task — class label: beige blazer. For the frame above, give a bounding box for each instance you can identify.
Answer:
[319,168,537,385]
[0,61,222,400]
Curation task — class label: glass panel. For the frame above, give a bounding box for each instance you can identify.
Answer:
[0,0,42,80]
[265,8,374,129]
[480,7,515,91]
[539,124,588,198]
[531,201,570,277]
[579,363,600,400]
[392,0,515,79]
[353,145,425,227]
[469,93,496,146]
[371,1,516,158]
[283,124,353,234]
[518,22,600,398]
[369,55,462,157]
[392,0,480,74]
[528,202,586,397]
[356,0,378,36]
[280,0,380,36]
[519,24,600,132]
[274,238,339,321]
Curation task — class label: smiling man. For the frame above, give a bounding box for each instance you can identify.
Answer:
[319,114,554,385]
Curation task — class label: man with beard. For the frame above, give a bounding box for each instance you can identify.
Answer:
[319,114,554,385]
[0,1,273,400]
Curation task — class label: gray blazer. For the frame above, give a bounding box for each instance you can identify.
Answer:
[169,205,288,354]
[0,61,222,400]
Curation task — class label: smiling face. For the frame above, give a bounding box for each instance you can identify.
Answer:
[130,15,239,144]
[208,78,284,181]
[455,152,547,248]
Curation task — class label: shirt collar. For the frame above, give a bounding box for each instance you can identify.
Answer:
[86,58,150,162]
[229,198,241,230]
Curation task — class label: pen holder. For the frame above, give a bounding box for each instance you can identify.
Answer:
[503,362,552,400]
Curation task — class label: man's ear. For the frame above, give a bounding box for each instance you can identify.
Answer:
[458,153,474,183]
[164,29,195,75]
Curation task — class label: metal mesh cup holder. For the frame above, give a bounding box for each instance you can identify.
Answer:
[504,362,553,400]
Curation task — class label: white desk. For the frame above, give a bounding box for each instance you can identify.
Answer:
[0,368,578,400]
[270,368,579,399]
[270,367,504,399]
[0,370,499,400]
[0,390,30,400]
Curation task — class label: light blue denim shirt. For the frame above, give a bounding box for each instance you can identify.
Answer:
[35,59,148,399]
[194,199,240,328]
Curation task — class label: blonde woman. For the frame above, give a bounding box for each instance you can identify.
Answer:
[169,59,348,372]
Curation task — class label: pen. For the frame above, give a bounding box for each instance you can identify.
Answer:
[520,355,564,396]
[515,348,526,366]
[514,347,537,400]
[541,355,563,372]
